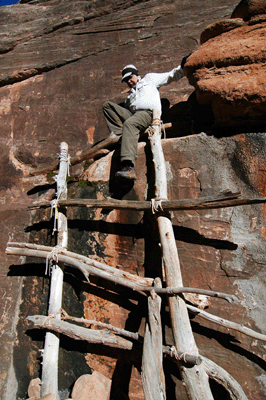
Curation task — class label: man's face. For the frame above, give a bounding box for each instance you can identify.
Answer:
[126,74,139,88]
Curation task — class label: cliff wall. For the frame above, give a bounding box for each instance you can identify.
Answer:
[1,0,266,399]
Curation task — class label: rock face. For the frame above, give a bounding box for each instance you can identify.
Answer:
[232,0,266,20]
[1,1,266,400]
[184,0,266,129]
[71,372,111,400]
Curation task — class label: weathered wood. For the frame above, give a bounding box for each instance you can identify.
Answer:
[151,286,237,302]
[27,315,133,350]
[28,314,248,400]
[29,132,119,176]
[7,242,153,287]
[187,304,266,342]
[27,313,202,365]
[149,110,214,400]
[6,243,237,302]
[202,357,248,400]
[6,244,151,294]
[29,124,173,177]
[31,191,266,212]
[41,142,68,399]
[163,346,202,365]
[59,309,201,364]
[61,309,143,342]
[63,300,266,346]
[142,278,166,400]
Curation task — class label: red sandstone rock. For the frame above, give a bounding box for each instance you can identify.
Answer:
[28,377,41,398]
[1,1,266,400]
[185,3,266,128]
[27,393,57,400]
[231,0,266,20]
[40,394,57,400]
[200,19,245,44]
[71,371,111,400]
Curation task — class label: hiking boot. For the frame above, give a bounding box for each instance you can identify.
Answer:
[115,164,136,180]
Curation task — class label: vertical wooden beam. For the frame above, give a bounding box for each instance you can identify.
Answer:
[141,278,166,400]
[41,142,69,399]
[148,111,213,400]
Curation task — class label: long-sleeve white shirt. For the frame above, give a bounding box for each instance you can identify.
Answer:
[124,66,184,116]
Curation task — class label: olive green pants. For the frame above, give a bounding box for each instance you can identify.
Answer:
[103,101,153,166]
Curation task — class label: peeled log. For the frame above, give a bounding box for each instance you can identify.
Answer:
[142,279,166,400]
[41,142,68,399]
[27,315,133,350]
[149,111,213,400]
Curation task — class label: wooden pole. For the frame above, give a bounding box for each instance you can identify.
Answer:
[6,243,237,303]
[32,191,266,212]
[29,132,119,176]
[28,315,133,351]
[142,278,166,400]
[29,124,173,177]
[41,142,69,399]
[149,110,214,400]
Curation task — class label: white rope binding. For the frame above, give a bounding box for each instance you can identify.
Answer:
[50,147,70,235]
[170,345,199,363]
[151,198,165,214]
[45,244,64,275]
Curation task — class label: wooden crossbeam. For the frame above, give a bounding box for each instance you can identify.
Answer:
[28,191,266,212]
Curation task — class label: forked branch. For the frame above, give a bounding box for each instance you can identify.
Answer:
[6,242,237,302]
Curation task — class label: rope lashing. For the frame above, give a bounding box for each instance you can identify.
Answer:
[45,244,64,275]
[170,346,199,364]
[58,148,71,177]
[50,147,70,235]
[151,198,165,214]
[151,117,161,126]
[148,118,166,138]
[147,126,155,138]
[40,308,62,327]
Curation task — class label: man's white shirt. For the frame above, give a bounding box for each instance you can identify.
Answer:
[125,66,184,116]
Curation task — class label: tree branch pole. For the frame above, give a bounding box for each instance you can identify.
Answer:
[29,132,119,176]
[202,357,248,400]
[41,142,69,399]
[27,313,247,399]
[9,240,265,343]
[149,110,214,400]
[29,124,173,177]
[7,242,153,287]
[28,312,202,365]
[30,191,262,211]
[60,304,266,347]
[187,304,266,342]
[6,243,237,302]
[28,315,133,350]
[142,278,166,400]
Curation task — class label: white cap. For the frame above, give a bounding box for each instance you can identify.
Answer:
[121,64,139,82]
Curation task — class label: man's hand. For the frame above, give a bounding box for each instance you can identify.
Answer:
[181,53,192,69]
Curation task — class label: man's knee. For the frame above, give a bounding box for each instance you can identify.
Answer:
[102,101,111,112]
[123,119,138,134]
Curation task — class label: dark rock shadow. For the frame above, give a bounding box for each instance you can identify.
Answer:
[190,320,266,372]
[110,297,146,400]
[173,225,238,250]
[161,92,215,138]
[24,217,237,252]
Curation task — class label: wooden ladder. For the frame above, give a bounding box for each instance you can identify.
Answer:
[7,111,265,399]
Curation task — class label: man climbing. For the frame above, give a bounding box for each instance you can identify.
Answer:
[102,55,190,181]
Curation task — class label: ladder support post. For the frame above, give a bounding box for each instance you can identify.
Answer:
[41,142,69,399]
